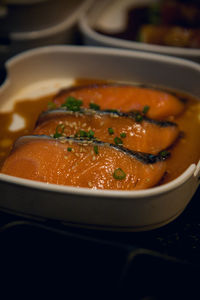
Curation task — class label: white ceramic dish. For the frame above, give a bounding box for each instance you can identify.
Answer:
[0,45,199,231]
[0,0,92,65]
[79,0,200,63]
[2,0,92,33]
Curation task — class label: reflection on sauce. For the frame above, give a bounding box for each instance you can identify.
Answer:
[0,79,200,186]
[0,96,51,168]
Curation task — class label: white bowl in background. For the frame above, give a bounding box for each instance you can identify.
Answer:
[0,0,93,65]
[0,45,199,231]
[79,0,200,63]
[2,0,92,33]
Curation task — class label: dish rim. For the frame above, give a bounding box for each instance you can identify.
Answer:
[0,164,197,198]
[9,0,93,40]
[4,45,200,71]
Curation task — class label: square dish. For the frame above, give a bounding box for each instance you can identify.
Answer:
[0,45,199,231]
[79,0,200,63]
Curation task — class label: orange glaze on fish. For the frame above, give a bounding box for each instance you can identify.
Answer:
[1,137,166,190]
[53,84,185,120]
[33,110,179,155]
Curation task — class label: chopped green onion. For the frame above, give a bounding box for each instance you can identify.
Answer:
[76,129,95,139]
[47,101,57,110]
[159,150,170,158]
[53,123,65,138]
[114,137,123,145]
[142,105,150,114]
[135,113,143,122]
[61,96,83,111]
[88,130,95,138]
[120,132,126,138]
[89,102,100,110]
[108,128,114,135]
[67,147,72,152]
[79,130,88,138]
[113,168,126,180]
[93,145,99,154]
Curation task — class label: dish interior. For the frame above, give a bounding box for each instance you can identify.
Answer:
[0,78,200,190]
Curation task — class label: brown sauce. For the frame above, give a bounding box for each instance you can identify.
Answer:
[0,79,200,186]
[0,78,107,168]
[0,96,51,168]
[161,96,200,183]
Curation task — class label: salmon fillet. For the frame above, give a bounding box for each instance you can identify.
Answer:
[34,109,179,155]
[53,84,185,120]
[1,136,167,190]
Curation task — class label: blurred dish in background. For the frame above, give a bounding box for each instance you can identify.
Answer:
[0,0,93,65]
[79,0,200,62]
[1,0,92,33]
[95,0,200,49]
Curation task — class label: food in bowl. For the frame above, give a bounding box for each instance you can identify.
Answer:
[1,81,200,191]
[95,0,200,48]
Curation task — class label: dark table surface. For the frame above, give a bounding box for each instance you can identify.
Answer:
[0,185,200,299]
[0,185,200,264]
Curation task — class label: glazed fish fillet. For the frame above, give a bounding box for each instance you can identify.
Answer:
[53,84,184,120]
[34,109,179,155]
[1,136,167,190]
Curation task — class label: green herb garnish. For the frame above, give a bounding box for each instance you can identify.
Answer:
[89,102,100,110]
[135,113,143,122]
[159,150,170,159]
[61,96,83,111]
[47,101,57,110]
[120,132,126,138]
[88,130,95,138]
[108,128,114,135]
[67,147,72,152]
[93,145,99,154]
[79,130,88,138]
[113,168,126,180]
[114,137,123,145]
[142,105,150,114]
[76,129,95,139]
[53,123,65,138]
